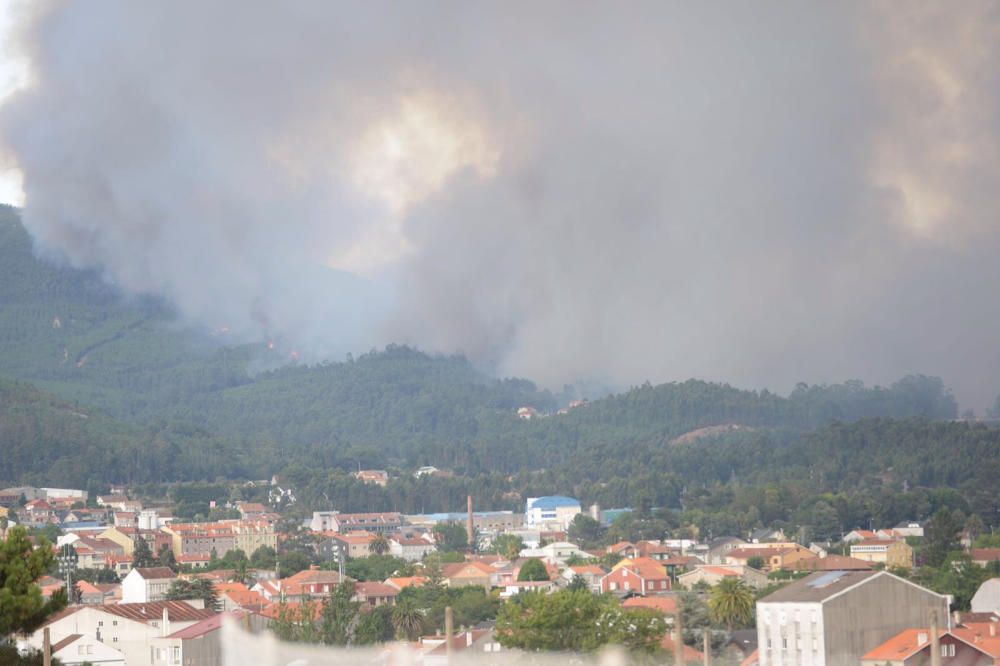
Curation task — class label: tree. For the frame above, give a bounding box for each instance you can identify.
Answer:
[708,578,754,632]
[432,522,468,552]
[924,508,961,567]
[391,597,424,640]
[250,545,277,570]
[517,558,549,582]
[165,579,220,611]
[321,582,362,645]
[496,589,663,654]
[567,574,589,592]
[491,534,524,560]
[355,605,394,644]
[567,514,603,547]
[156,544,178,573]
[131,536,155,569]
[370,535,389,556]
[747,556,765,570]
[0,527,67,635]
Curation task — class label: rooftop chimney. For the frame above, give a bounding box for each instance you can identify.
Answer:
[917,633,928,646]
[162,606,170,637]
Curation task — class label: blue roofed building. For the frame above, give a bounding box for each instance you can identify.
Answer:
[525,496,582,530]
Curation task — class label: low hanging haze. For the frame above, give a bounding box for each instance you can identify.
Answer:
[1,1,1000,410]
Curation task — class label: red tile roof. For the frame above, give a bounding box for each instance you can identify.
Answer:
[862,629,945,661]
[167,610,247,639]
[623,596,677,615]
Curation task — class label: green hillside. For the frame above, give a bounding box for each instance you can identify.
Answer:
[2,206,995,530]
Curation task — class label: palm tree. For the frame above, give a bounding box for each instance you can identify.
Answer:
[370,535,390,556]
[708,578,754,632]
[391,598,424,640]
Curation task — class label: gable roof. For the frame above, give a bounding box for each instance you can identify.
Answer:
[167,610,246,639]
[791,555,873,571]
[862,629,946,661]
[623,596,677,615]
[50,634,83,653]
[131,567,177,580]
[759,570,881,603]
[101,601,216,623]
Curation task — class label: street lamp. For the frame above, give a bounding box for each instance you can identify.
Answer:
[57,544,78,602]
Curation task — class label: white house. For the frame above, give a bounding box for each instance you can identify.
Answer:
[122,567,177,603]
[25,601,214,666]
[519,541,589,565]
[41,633,125,666]
[524,496,582,529]
[389,535,437,562]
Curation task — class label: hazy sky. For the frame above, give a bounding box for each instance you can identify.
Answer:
[2,2,1000,409]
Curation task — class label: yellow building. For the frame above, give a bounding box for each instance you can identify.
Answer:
[850,539,914,569]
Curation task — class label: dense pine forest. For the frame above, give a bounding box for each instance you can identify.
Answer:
[1,206,998,534]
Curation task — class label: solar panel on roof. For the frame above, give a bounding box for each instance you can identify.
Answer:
[807,571,848,588]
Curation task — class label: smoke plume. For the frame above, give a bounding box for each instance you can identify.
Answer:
[3,1,1000,408]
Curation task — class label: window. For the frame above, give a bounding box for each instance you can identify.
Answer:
[812,638,817,650]
[949,644,956,657]
[782,639,787,649]
[113,637,119,643]
[766,639,772,649]
[610,582,618,591]
[941,646,948,657]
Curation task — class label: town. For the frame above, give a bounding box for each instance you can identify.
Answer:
[2,478,998,665]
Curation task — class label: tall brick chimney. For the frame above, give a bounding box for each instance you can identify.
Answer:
[466,495,474,551]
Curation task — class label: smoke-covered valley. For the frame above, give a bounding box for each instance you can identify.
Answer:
[2,2,1000,409]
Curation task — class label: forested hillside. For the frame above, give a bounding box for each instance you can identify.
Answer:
[0,207,996,532]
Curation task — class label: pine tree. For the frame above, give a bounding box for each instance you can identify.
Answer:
[0,526,68,635]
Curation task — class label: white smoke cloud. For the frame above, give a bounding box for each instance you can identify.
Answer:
[2,1,1000,408]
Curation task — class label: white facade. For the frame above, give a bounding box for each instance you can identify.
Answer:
[122,570,174,603]
[757,602,826,666]
[26,606,204,666]
[971,578,1000,613]
[309,511,339,532]
[41,488,88,501]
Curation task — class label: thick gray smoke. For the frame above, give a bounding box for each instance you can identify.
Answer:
[3,2,1000,408]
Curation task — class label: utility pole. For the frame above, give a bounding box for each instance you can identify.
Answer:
[43,627,51,666]
[703,629,711,666]
[674,611,684,666]
[930,610,941,666]
[445,606,454,664]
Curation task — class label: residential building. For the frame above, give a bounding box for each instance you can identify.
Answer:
[353,582,398,606]
[389,535,437,562]
[122,567,177,603]
[789,555,873,572]
[500,580,556,598]
[308,511,402,534]
[972,579,1000,613]
[162,523,236,558]
[441,561,493,590]
[235,502,268,520]
[971,550,1000,568]
[861,628,998,666]
[28,633,125,666]
[842,529,878,543]
[520,541,589,564]
[525,496,582,529]
[330,532,376,558]
[355,469,389,486]
[26,601,215,666]
[563,564,607,593]
[750,527,788,543]
[756,570,951,666]
[890,521,925,538]
[727,545,818,572]
[602,559,671,595]
[705,537,751,565]
[850,538,914,569]
[150,610,268,666]
[678,565,769,590]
